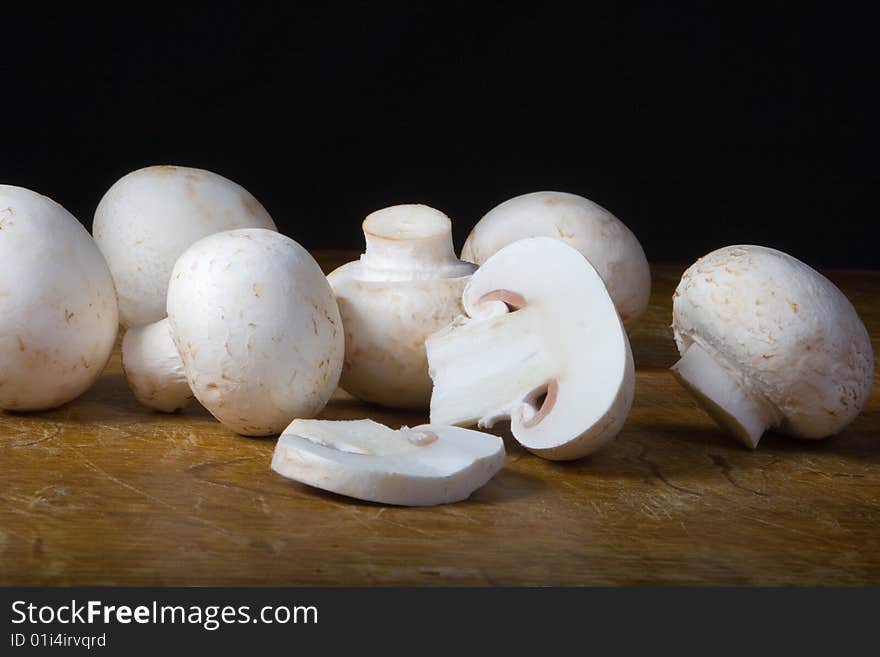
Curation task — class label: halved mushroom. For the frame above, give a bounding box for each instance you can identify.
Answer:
[271,419,505,506]
[427,237,635,460]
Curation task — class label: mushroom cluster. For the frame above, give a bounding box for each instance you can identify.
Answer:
[0,175,873,507]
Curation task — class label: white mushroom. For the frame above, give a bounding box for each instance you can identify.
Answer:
[671,245,874,448]
[121,319,191,412]
[461,191,651,329]
[271,418,505,506]
[327,205,476,409]
[122,229,344,435]
[0,185,118,410]
[93,165,277,328]
[427,237,635,460]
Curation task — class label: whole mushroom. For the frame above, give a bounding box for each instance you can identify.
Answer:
[123,229,344,436]
[327,204,476,409]
[93,165,277,328]
[461,191,651,329]
[671,245,874,448]
[0,185,118,410]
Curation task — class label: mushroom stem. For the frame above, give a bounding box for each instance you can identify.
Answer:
[427,311,557,428]
[122,318,191,413]
[359,205,473,281]
[671,342,776,448]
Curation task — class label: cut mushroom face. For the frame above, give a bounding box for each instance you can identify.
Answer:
[0,185,118,411]
[461,191,651,330]
[672,245,874,448]
[327,205,476,409]
[271,418,505,506]
[123,229,344,436]
[93,165,277,328]
[427,237,635,460]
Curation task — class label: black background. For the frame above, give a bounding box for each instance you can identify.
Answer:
[3,3,877,267]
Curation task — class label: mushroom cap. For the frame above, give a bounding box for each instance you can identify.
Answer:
[93,165,277,328]
[673,245,874,439]
[166,229,343,436]
[428,237,635,460]
[0,185,118,410]
[461,191,651,329]
[271,419,505,506]
[329,263,470,408]
[121,318,192,413]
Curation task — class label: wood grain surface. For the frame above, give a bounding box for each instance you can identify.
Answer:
[1,253,878,586]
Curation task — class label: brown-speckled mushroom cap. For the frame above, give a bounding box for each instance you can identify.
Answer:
[672,245,873,443]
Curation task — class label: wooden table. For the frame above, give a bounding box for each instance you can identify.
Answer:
[1,253,878,586]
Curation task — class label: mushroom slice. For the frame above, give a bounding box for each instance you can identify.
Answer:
[427,237,635,460]
[271,419,505,506]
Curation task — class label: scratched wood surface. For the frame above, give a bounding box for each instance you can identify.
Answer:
[1,253,878,586]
